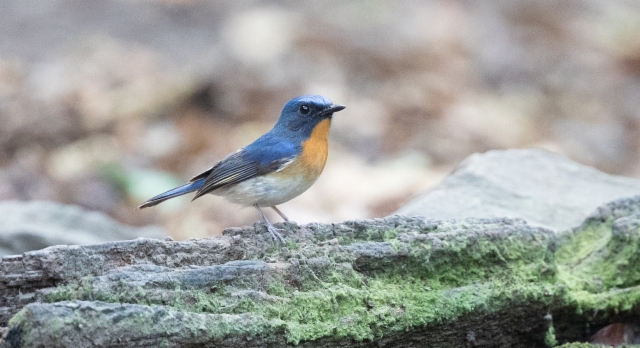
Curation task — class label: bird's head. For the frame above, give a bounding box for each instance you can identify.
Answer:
[274,95,345,138]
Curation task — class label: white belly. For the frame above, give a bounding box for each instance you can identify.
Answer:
[212,173,316,207]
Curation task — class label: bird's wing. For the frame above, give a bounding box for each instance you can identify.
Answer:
[191,136,298,200]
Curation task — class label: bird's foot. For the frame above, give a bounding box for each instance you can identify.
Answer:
[265,222,286,244]
[253,204,286,244]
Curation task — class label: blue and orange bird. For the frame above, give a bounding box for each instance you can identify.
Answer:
[139,95,345,243]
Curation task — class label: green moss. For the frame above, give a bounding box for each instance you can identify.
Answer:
[21,213,640,345]
[383,228,399,241]
[556,223,613,292]
[44,277,157,307]
[556,217,640,292]
[96,272,547,344]
[545,324,558,347]
[39,224,557,344]
[44,277,95,303]
[5,308,29,347]
[555,216,640,318]
[285,239,299,250]
[9,302,286,347]
[557,344,640,348]
[266,280,288,297]
[186,274,551,344]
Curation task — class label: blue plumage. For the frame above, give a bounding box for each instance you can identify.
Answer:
[139,95,345,243]
[139,180,205,208]
[242,134,299,165]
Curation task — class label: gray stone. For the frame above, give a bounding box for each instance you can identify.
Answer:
[395,149,640,232]
[0,215,558,347]
[0,201,164,257]
[2,198,640,346]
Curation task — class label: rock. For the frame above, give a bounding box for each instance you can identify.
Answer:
[2,196,640,347]
[0,201,164,257]
[0,216,557,347]
[3,301,284,348]
[395,149,640,232]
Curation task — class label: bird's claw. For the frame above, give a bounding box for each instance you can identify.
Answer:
[266,224,286,244]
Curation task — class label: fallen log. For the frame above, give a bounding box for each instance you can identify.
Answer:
[2,196,640,347]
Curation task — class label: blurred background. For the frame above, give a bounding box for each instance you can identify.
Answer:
[1,0,639,240]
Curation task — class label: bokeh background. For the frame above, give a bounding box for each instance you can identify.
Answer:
[1,0,639,240]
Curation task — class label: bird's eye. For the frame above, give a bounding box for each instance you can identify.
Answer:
[299,105,310,115]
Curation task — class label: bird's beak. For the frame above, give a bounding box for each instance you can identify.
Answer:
[323,104,346,115]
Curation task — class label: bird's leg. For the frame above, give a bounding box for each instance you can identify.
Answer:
[270,206,289,222]
[254,204,285,243]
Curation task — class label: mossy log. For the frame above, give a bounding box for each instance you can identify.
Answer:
[2,197,640,347]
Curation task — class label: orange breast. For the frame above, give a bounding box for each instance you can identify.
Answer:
[275,118,331,181]
[299,118,331,178]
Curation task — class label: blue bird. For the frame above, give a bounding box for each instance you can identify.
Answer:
[139,95,345,243]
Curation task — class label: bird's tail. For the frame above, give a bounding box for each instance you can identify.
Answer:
[138,179,205,209]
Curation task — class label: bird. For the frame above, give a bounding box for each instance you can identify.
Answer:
[138,95,345,243]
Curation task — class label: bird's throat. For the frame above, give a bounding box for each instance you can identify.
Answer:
[299,118,331,177]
